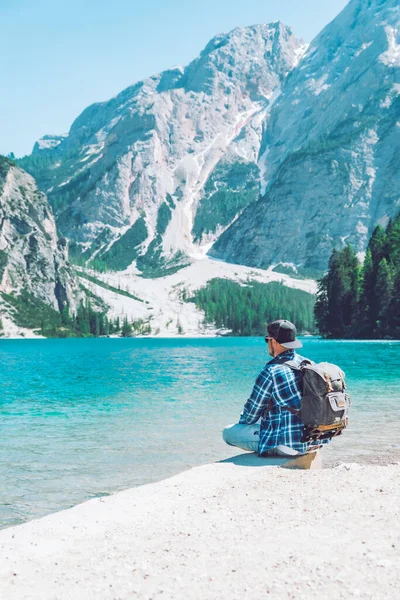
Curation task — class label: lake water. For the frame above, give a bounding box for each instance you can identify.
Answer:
[1,337,399,529]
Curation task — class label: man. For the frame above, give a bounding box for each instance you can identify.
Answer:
[223,319,314,457]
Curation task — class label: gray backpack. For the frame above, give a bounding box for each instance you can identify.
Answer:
[283,360,351,443]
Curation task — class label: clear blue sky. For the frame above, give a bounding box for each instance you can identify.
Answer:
[0,0,349,157]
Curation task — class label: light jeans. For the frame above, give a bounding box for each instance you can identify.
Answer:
[222,423,301,456]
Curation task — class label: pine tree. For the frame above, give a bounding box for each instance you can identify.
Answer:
[388,271,400,337]
[61,306,71,326]
[375,258,394,336]
[369,225,387,266]
[121,316,133,337]
[315,213,400,340]
[386,213,400,266]
[365,225,388,333]
[94,312,101,337]
[357,248,374,336]
[76,301,90,336]
[340,245,361,333]
[386,214,400,338]
[314,275,329,336]
[316,246,360,338]
[104,317,110,337]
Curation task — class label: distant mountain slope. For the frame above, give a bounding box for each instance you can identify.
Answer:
[19,23,304,275]
[212,0,400,271]
[0,156,81,334]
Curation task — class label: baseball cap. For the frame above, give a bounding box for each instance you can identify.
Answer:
[266,319,302,349]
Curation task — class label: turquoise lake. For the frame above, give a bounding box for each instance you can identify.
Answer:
[1,337,399,529]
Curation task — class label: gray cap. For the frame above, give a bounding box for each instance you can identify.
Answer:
[267,319,302,349]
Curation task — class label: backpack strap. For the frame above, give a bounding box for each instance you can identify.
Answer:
[265,397,299,416]
[280,404,300,416]
[283,359,313,371]
[283,360,300,371]
[276,358,312,416]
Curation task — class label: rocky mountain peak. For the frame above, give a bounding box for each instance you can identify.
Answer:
[211,0,400,272]
[182,23,303,96]
[19,23,304,275]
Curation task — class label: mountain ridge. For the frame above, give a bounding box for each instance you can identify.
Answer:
[18,22,304,275]
[212,0,400,270]
[16,0,400,280]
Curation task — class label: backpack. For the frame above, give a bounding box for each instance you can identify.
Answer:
[283,360,351,443]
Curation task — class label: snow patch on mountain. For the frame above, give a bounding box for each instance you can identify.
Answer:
[307,73,330,96]
[355,41,373,57]
[294,43,309,64]
[33,134,68,152]
[380,25,400,67]
[77,256,316,337]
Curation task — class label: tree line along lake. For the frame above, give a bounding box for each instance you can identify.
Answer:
[1,337,399,529]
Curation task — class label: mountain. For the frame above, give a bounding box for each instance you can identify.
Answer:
[19,23,305,276]
[0,156,81,336]
[212,0,400,272]
[0,157,315,339]
[17,0,399,284]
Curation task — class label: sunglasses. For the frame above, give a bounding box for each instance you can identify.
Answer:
[264,336,275,344]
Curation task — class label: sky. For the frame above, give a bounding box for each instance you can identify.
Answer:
[0,0,349,157]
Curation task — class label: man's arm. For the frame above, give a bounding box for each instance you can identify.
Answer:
[239,368,273,425]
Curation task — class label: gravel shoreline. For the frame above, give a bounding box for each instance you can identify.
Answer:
[0,458,399,599]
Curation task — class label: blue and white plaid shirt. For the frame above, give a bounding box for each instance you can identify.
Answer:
[239,350,312,455]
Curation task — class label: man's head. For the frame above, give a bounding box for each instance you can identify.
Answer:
[265,319,302,357]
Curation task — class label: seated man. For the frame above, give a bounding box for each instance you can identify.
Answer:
[223,319,314,457]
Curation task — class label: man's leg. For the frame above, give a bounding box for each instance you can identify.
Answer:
[222,423,260,452]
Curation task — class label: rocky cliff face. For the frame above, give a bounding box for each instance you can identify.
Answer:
[0,157,79,318]
[20,23,304,274]
[212,0,400,271]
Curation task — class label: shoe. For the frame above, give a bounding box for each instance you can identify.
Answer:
[275,445,299,457]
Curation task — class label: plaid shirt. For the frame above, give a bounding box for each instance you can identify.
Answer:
[239,350,311,455]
